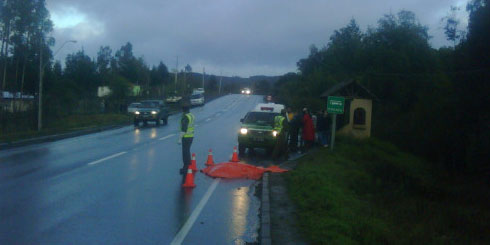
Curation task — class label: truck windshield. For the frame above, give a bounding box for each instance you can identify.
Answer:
[140,102,158,108]
[191,94,203,99]
[243,112,277,126]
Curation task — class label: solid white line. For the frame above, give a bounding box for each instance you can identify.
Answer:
[87,151,127,166]
[205,118,211,122]
[159,134,176,141]
[170,178,220,245]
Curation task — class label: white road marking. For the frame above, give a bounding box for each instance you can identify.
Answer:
[170,178,221,245]
[159,134,176,141]
[87,151,127,166]
[205,118,211,122]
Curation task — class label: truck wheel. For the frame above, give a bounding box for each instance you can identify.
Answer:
[134,120,139,127]
[156,119,160,126]
[163,117,168,125]
[238,144,246,156]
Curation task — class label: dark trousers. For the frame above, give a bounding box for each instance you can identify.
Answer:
[289,128,299,151]
[182,137,193,169]
[272,133,288,160]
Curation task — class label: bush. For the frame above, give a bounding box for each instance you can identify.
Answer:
[287,137,490,244]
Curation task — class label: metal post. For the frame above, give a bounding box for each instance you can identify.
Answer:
[37,32,44,131]
[330,114,336,151]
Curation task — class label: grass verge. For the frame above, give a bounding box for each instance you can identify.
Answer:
[287,137,489,244]
[0,113,131,143]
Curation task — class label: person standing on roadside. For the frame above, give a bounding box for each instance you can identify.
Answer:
[272,109,289,160]
[288,109,301,153]
[286,107,295,122]
[178,105,195,175]
[316,110,329,147]
[302,108,315,151]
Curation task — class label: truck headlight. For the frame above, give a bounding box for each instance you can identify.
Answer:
[240,128,248,135]
[151,111,157,115]
[135,111,140,115]
[272,130,278,137]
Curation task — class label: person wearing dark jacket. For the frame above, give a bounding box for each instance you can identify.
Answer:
[316,110,330,147]
[288,109,302,152]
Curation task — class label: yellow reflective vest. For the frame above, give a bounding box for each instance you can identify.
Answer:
[182,113,195,138]
[274,115,286,134]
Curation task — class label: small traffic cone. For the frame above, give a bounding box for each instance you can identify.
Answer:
[205,149,215,166]
[182,168,196,188]
[189,153,197,172]
[230,146,240,162]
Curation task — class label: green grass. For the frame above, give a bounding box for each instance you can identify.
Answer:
[287,137,490,244]
[0,113,131,143]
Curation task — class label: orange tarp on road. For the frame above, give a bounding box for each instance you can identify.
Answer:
[201,162,288,180]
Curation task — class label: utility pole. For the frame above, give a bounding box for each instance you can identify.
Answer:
[174,56,178,94]
[37,37,77,131]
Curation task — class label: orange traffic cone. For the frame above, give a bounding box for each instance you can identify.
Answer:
[230,146,240,162]
[182,168,196,188]
[205,149,215,166]
[189,153,197,172]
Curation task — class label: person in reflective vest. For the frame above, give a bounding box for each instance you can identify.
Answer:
[272,109,289,161]
[178,105,195,174]
[274,114,286,133]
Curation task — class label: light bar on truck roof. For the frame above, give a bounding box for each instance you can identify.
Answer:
[260,107,274,111]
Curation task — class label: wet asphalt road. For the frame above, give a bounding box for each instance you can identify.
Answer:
[0,94,264,244]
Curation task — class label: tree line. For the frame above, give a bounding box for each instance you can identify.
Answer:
[0,0,227,133]
[273,0,489,174]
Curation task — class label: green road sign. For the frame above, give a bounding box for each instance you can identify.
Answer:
[327,96,345,114]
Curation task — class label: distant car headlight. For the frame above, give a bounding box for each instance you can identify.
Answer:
[272,130,278,137]
[241,90,245,94]
[151,111,157,115]
[246,90,251,94]
[240,128,248,135]
[135,111,140,115]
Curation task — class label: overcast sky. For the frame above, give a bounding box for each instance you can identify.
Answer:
[46,0,470,77]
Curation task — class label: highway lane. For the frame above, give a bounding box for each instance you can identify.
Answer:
[0,94,262,244]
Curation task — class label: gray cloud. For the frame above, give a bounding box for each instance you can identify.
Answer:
[47,0,469,77]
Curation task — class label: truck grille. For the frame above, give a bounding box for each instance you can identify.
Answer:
[249,130,270,136]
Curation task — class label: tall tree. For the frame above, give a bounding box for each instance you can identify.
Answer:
[1,0,15,90]
[96,46,112,84]
[64,50,97,97]
[185,64,192,73]
[115,42,138,83]
[442,6,465,45]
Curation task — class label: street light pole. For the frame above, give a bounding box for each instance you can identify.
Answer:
[38,34,44,131]
[37,39,77,131]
